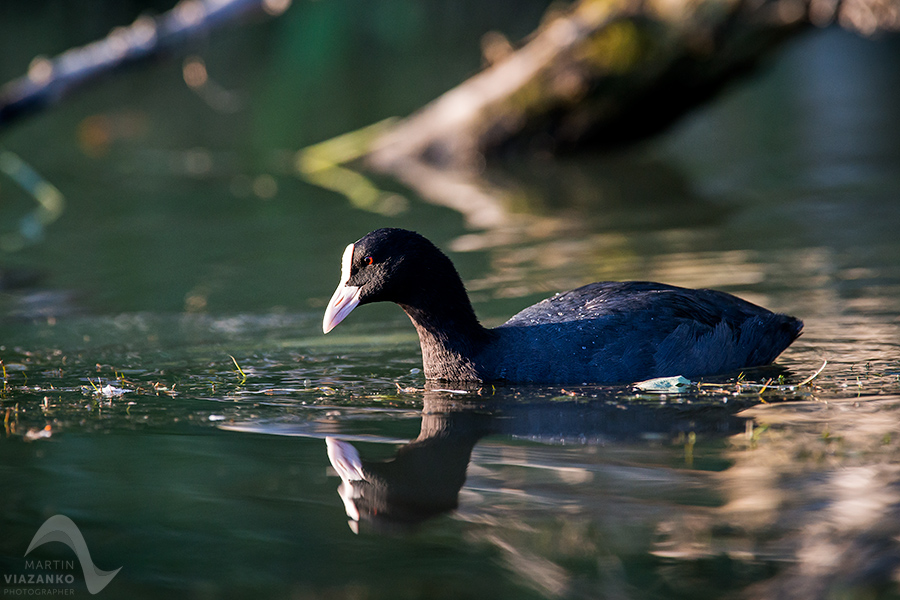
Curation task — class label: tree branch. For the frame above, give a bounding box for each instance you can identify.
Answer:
[364,0,899,173]
[0,0,286,127]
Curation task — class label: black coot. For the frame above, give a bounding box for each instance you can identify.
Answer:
[323,228,802,384]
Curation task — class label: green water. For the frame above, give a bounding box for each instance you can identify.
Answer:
[2,3,900,598]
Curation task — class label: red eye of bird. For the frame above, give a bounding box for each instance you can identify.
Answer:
[364,256,373,266]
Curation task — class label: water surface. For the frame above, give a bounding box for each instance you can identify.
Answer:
[2,6,900,599]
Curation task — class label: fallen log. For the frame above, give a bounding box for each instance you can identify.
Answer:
[365,0,900,173]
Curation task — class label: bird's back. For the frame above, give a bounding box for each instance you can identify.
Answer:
[487,282,802,384]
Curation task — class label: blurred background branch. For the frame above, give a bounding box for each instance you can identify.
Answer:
[0,0,290,127]
[3,0,897,147]
[304,0,899,229]
[364,0,900,173]
[2,0,898,240]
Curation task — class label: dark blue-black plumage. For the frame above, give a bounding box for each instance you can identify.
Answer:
[323,228,802,384]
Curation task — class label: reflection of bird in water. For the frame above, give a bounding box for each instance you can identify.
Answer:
[325,392,900,598]
[326,396,489,533]
[325,388,753,532]
[323,228,802,384]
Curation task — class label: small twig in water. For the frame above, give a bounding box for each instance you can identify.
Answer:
[798,360,828,386]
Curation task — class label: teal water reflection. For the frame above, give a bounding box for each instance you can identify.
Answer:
[2,3,900,598]
[1,306,897,598]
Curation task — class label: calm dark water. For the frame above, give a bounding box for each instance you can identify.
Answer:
[2,3,900,599]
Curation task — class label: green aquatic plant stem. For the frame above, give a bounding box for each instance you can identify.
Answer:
[229,355,247,386]
[0,149,65,252]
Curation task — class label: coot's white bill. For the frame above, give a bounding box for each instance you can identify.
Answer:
[323,282,361,333]
[323,243,362,333]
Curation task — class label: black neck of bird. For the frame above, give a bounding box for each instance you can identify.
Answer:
[398,284,491,381]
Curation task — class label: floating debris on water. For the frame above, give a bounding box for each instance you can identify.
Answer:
[84,379,132,398]
[24,424,52,441]
[634,375,692,393]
